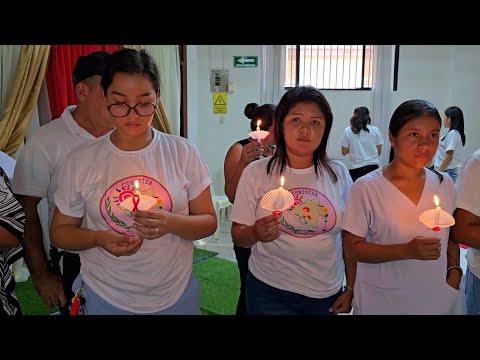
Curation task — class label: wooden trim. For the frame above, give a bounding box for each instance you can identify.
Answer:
[393,45,400,91]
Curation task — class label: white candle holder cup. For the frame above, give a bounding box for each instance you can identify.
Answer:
[260,188,294,216]
[419,209,455,231]
[249,130,270,143]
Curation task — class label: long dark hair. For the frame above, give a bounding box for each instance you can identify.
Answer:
[388,99,443,182]
[266,86,337,183]
[442,106,466,146]
[244,103,276,131]
[351,106,371,134]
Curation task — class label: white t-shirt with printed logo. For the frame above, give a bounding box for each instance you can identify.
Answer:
[433,129,464,170]
[341,168,458,314]
[339,125,384,169]
[229,157,352,299]
[53,129,211,313]
[455,149,480,279]
[12,106,110,235]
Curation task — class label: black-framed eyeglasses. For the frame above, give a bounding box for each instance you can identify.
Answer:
[107,103,157,117]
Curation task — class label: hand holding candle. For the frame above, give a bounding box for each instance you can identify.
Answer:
[260,176,294,216]
[248,119,270,143]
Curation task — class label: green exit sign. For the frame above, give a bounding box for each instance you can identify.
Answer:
[234,56,258,68]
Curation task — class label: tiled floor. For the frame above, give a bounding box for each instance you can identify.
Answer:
[194,220,236,262]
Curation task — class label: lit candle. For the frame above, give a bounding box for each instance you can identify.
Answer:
[259,175,294,216]
[134,180,140,195]
[433,195,441,225]
[256,119,261,132]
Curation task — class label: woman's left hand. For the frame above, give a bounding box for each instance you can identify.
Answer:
[133,208,171,240]
[446,270,462,290]
[329,289,353,314]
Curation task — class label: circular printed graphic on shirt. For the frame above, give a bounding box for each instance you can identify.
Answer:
[100,175,172,235]
[280,187,336,238]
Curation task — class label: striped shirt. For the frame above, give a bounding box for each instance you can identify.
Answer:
[0,166,25,315]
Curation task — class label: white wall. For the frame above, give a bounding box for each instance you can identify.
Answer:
[390,45,480,165]
[188,45,480,196]
[187,45,263,194]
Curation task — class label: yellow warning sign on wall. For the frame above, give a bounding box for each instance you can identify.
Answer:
[213,92,227,114]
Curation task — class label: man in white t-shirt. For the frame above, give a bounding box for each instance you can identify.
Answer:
[12,51,113,315]
[452,149,480,315]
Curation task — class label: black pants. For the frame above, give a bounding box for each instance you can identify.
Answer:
[233,244,251,316]
[49,246,81,315]
[349,164,379,182]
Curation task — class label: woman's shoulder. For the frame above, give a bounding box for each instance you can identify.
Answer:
[330,159,348,172]
[155,130,197,151]
[427,167,454,189]
[329,159,351,181]
[352,167,383,188]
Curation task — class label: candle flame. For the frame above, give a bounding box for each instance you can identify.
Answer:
[434,195,439,207]
[135,180,139,191]
[257,119,261,128]
[280,176,285,187]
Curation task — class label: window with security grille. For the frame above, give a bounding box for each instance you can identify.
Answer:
[285,45,374,90]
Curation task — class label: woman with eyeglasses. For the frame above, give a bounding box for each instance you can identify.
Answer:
[341,100,462,314]
[50,48,217,315]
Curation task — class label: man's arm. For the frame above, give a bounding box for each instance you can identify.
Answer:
[14,194,66,308]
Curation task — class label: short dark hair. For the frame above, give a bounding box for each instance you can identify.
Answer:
[101,48,161,97]
[72,51,109,86]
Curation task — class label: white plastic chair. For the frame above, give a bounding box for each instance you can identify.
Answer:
[210,185,232,239]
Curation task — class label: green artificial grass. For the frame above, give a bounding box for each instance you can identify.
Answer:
[16,278,57,315]
[193,256,239,315]
[15,247,239,315]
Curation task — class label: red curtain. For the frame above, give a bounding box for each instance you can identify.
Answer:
[45,45,121,120]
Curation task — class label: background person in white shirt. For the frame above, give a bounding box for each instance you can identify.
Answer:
[340,106,384,182]
[433,106,466,183]
[452,148,480,315]
[50,48,217,315]
[230,86,354,315]
[341,99,462,315]
[12,51,112,314]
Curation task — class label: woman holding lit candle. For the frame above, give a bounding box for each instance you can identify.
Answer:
[224,102,276,316]
[230,87,354,315]
[50,49,217,315]
[341,99,462,314]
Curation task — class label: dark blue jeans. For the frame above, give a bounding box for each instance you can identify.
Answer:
[465,268,480,315]
[233,244,251,316]
[246,271,341,315]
